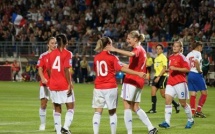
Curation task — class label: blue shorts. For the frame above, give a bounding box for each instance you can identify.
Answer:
[187,72,207,92]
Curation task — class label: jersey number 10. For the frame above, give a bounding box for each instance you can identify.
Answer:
[96,60,108,76]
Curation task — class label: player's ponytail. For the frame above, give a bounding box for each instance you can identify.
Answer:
[139,34,145,42]
[94,39,103,52]
[94,37,111,52]
[129,30,145,42]
[56,34,68,48]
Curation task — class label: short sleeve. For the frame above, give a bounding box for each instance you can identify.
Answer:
[113,56,123,72]
[64,51,72,68]
[162,55,168,67]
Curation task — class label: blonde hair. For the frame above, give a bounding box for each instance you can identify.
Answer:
[94,37,111,52]
[175,40,184,53]
[129,30,145,42]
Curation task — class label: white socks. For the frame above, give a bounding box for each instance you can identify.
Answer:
[54,112,61,134]
[124,109,132,134]
[39,108,46,125]
[110,113,117,134]
[63,109,74,130]
[165,105,172,125]
[136,108,154,131]
[93,112,101,134]
[184,104,194,122]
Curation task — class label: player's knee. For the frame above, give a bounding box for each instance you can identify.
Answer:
[41,103,47,109]
[108,109,116,115]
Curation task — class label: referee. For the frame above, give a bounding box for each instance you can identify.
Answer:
[147,44,180,113]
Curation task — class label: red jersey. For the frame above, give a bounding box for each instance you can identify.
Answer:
[47,48,73,91]
[124,46,146,89]
[37,51,50,86]
[167,53,190,86]
[94,51,123,89]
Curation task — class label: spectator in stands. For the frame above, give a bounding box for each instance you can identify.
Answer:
[11,60,20,81]
[3,60,10,66]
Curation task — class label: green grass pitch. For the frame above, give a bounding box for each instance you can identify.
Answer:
[0,81,214,134]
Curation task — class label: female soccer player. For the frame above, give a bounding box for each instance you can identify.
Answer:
[107,30,158,134]
[147,44,180,114]
[159,41,194,129]
[48,34,74,134]
[186,41,207,118]
[92,36,146,134]
[37,37,56,130]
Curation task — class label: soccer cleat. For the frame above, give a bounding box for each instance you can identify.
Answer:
[185,121,194,129]
[146,109,157,114]
[148,127,158,134]
[194,112,206,118]
[61,127,72,134]
[174,103,180,113]
[39,124,45,131]
[159,121,170,128]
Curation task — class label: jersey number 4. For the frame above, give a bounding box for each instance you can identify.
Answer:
[96,60,108,76]
[52,56,61,72]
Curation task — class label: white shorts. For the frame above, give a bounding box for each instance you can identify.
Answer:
[121,83,142,102]
[92,88,118,110]
[50,90,75,104]
[39,86,50,100]
[165,82,189,99]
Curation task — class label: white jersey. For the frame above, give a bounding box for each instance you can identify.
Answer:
[186,50,202,73]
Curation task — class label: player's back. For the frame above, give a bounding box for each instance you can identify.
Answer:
[94,51,122,89]
[48,48,72,90]
[186,50,202,73]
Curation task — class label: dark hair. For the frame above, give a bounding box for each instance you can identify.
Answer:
[47,37,56,44]
[56,34,68,48]
[94,36,111,52]
[192,40,203,50]
[156,44,164,50]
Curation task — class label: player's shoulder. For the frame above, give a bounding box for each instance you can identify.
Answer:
[178,53,188,62]
[39,51,49,59]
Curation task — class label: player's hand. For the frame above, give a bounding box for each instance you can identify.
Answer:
[67,84,73,97]
[169,66,177,71]
[41,78,47,84]
[138,72,146,78]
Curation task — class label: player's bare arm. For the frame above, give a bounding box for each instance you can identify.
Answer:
[121,67,146,78]
[169,66,189,73]
[64,67,72,97]
[106,45,135,57]
[38,67,47,84]
[194,59,202,73]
